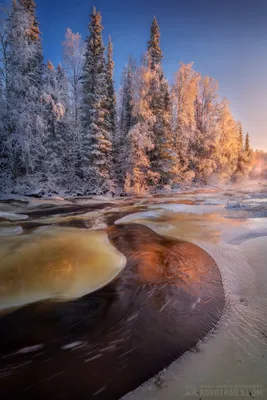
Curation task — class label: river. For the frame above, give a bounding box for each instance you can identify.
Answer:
[0,181,267,399]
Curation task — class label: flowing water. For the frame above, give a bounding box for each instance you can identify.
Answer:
[0,181,267,398]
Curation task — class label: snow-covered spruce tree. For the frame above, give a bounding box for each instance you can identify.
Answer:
[148,17,163,69]
[147,18,176,188]
[237,123,243,152]
[234,123,251,181]
[234,123,248,180]
[116,57,136,191]
[245,133,251,155]
[0,20,10,191]
[19,0,40,41]
[5,0,44,190]
[241,132,253,176]
[106,36,118,190]
[106,36,116,143]
[80,7,113,194]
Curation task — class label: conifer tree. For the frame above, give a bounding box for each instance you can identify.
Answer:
[245,133,251,154]
[147,18,175,187]
[116,57,136,190]
[19,0,40,41]
[19,0,36,14]
[0,22,10,188]
[81,7,113,194]
[106,36,116,140]
[238,124,243,151]
[119,57,136,139]
[5,0,44,184]
[235,126,252,180]
[148,17,163,70]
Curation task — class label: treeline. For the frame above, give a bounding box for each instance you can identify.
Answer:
[0,1,252,196]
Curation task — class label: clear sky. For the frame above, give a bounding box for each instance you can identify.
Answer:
[24,0,267,150]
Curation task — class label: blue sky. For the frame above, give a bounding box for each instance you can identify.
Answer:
[12,0,267,149]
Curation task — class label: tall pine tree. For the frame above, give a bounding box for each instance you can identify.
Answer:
[148,17,163,70]
[81,7,113,194]
[117,57,136,191]
[245,133,251,154]
[238,123,243,151]
[19,0,40,41]
[106,36,116,141]
[147,17,175,187]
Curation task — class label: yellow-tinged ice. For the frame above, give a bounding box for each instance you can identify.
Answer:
[0,226,126,311]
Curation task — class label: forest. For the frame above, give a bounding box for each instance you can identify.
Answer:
[0,0,256,196]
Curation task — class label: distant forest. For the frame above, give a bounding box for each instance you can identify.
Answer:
[0,0,260,196]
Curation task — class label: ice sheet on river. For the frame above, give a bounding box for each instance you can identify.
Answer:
[0,227,126,311]
[0,211,28,221]
[115,204,225,225]
[0,226,23,237]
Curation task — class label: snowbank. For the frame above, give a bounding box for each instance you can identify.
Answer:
[0,226,23,236]
[124,237,267,399]
[0,211,29,221]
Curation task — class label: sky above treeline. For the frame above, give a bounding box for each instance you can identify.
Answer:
[5,0,267,150]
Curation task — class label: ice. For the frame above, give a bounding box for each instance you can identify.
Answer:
[0,227,126,311]
[0,211,29,221]
[0,226,23,236]
[61,342,85,350]
[115,204,225,225]
[16,345,44,354]
[203,199,226,205]
[115,210,164,224]
[226,200,247,209]
[27,198,73,208]
[149,203,225,215]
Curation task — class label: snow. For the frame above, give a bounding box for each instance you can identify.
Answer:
[203,199,226,205]
[16,345,44,355]
[0,211,29,221]
[61,341,86,350]
[115,210,164,224]
[226,200,247,209]
[0,226,23,236]
[150,203,225,215]
[124,237,267,400]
